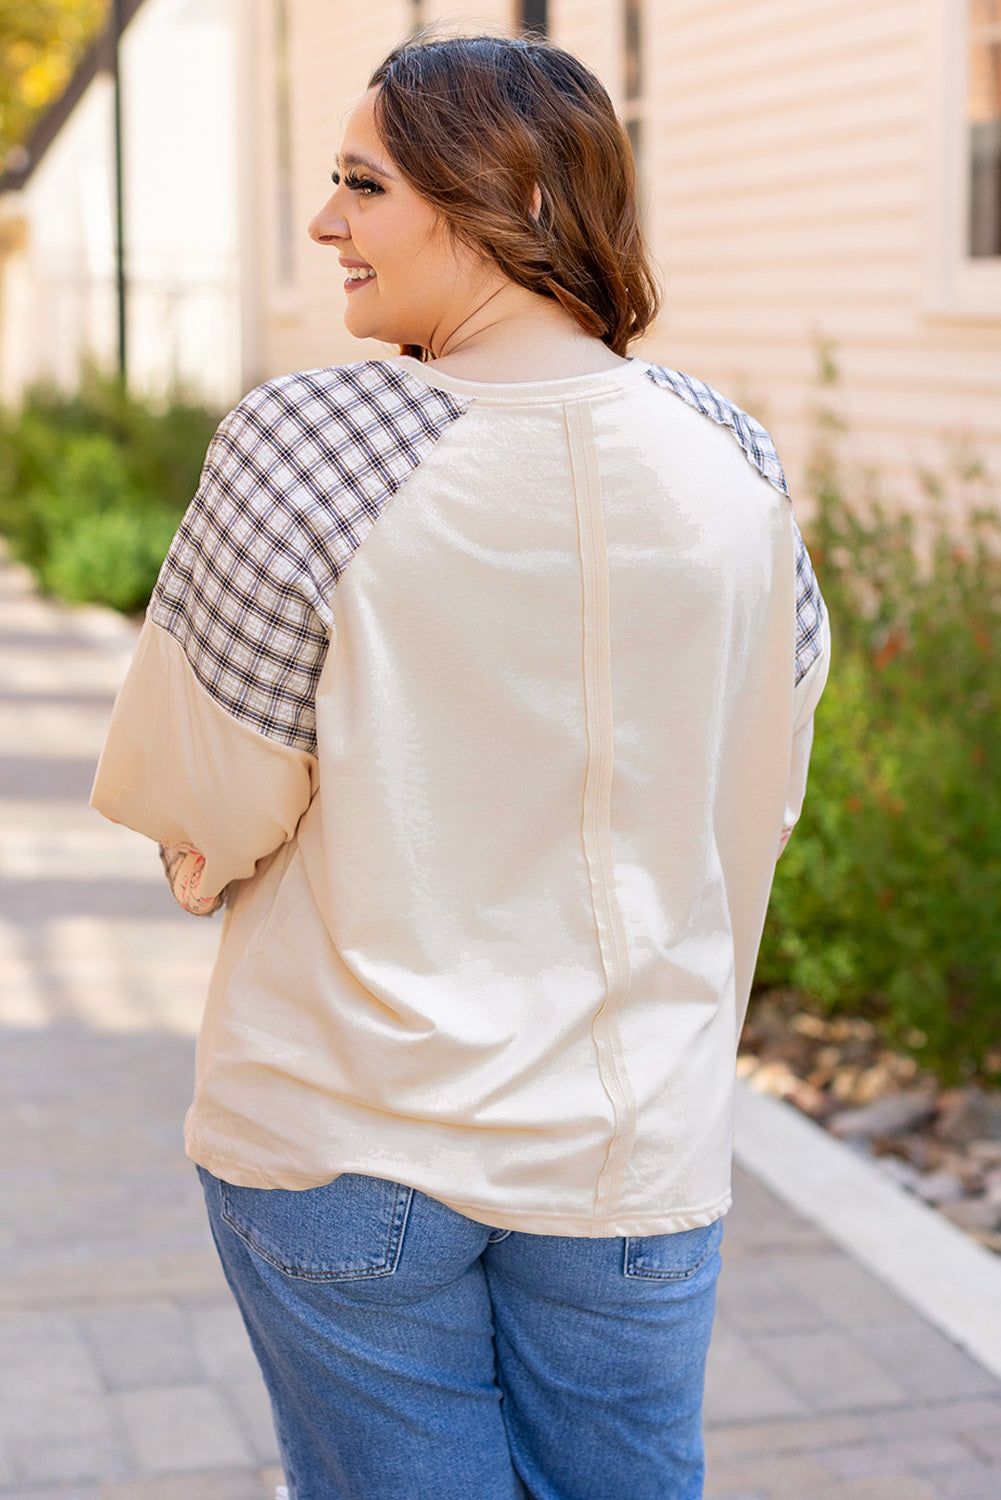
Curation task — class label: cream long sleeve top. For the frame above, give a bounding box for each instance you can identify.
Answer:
[91,355,830,1237]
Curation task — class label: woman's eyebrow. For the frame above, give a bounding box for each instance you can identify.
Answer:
[337,151,396,179]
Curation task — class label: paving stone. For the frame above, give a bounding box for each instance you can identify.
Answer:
[111,1386,251,1475]
[863,1398,1001,1440]
[722,1169,828,1258]
[921,1464,1001,1499]
[816,1436,975,1481]
[704,1451,830,1493]
[0,1313,102,1404]
[0,1488,101,1500]
[223,1381,281,1466]
[0,1314,131,1484]
[861,1322,1001,1401]
[714,1258,828,1333]
[744,1329,907,1412]
[0,1250,228,1312]
[703,1328,805,1424]
[965,1422,1001,1461]
[707,1413,888,1454]
[81,1306,202,1390]
[185,1301,261,1383]
[768,1251,913,1324]
[781,1482,937,1500]
[3,1392,129,1486]
[97,1471,271,1499]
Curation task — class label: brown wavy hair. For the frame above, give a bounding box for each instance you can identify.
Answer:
[367,34,661,359]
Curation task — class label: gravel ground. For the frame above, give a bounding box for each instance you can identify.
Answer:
[738,993,1001,1255]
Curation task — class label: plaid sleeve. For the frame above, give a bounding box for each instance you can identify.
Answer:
[792,519,826,687]
[148,362,466,755]
[644,363,826,688]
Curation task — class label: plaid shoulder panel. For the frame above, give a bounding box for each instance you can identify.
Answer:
[644,364,789,497]
[792,518,826,687]
[644,363,825,686]
[149,361,467,754]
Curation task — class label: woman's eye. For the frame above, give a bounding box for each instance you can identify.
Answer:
[331,170,383,198]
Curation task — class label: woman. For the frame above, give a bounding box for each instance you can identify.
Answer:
[93,32,829,1500]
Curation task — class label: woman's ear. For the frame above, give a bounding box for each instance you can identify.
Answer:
[529,183,543,222]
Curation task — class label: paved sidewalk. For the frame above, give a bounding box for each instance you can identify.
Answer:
[1,550,1000,1500]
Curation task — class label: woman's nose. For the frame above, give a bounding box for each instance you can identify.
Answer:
[308,195,347,245]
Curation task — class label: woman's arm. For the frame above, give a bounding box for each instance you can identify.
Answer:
[91,390,327,907]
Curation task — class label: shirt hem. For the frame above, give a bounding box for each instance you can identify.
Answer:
[187,1143,731,1237]
[436,1190,733,1237]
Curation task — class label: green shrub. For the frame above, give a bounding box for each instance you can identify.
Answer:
[757,364,1001,1084]
[0,373,219,612]
[43,506,183,615]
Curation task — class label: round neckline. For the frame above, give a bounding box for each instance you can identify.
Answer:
[392,354,649,404]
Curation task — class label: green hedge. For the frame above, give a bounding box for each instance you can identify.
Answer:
[757,409,1001,1084]
[0,376,218,614]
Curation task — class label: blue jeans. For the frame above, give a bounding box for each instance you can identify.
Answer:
[198,1167,722,1500]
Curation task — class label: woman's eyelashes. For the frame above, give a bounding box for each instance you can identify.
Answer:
[331,169,384,197]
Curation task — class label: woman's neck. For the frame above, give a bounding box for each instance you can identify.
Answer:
[426,287,627,383]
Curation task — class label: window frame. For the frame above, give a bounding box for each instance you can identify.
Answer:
[621,0,648,203]
[925,0,1001,318]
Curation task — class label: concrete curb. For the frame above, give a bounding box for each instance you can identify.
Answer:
[734,1078,1001,1381]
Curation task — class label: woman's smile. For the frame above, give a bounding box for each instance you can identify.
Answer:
[340,260,377,291]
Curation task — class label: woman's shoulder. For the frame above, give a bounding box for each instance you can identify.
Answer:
[199,361,468,524]
[219,359,465,450]
[641,361,788,499]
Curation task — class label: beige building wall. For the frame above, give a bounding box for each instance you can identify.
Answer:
[557,0,1001,507]
[248,0,1001,508]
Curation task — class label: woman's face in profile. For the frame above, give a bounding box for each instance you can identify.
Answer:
[308,89,504,351]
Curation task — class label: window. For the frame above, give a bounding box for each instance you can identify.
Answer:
[518,0,547,36]
[924,0,1001,313]
[624,0,642,106]
[622,0,646,184]
[969,0,1001,255]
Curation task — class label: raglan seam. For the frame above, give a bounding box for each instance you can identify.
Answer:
[149,362,468,754]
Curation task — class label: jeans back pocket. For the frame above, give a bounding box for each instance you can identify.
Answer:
[220,1172,414,1281]
[623,1218,723,1280]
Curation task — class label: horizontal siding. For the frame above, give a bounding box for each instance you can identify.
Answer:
[657,89,922,174]
[625,0,1001,505]
[655,0,922,83]
[662,147,921,210]
[665,221,922,269]
[662,265,923,312]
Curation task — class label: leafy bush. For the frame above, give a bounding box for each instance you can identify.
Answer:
[757,358,1001,1084]
[0,374,219,613]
